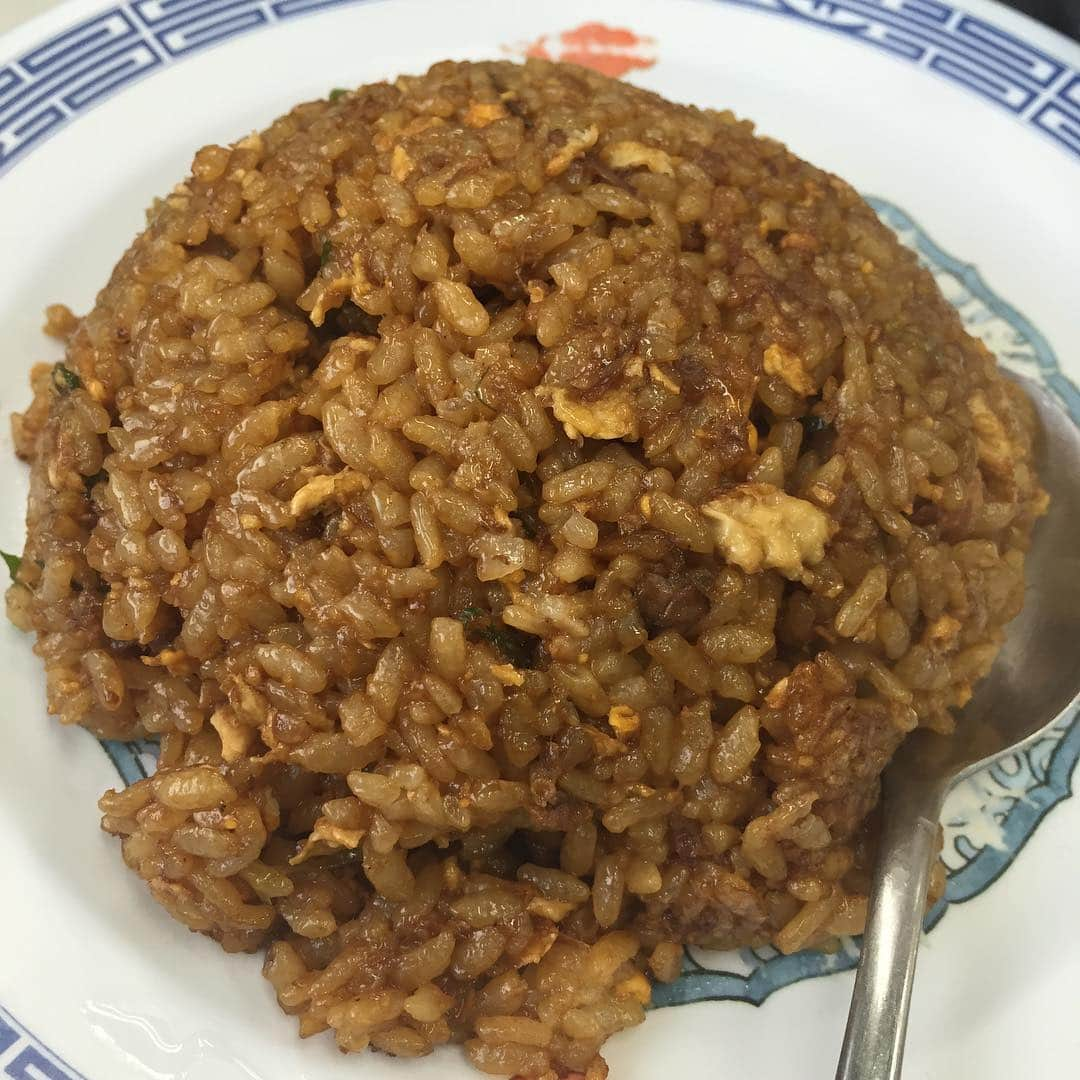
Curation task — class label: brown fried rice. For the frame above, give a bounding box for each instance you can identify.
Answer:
[5,59,1046,1078]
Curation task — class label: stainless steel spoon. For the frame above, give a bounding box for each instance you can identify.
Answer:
[835,377,1080,1080]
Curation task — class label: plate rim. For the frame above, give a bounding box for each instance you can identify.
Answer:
[0,0,1078,181]
[1,1,1078,1077]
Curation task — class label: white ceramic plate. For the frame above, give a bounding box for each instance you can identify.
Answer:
[1,1,1078,1077]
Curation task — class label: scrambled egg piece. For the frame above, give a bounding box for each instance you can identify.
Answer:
[233,680,268,725]
[289,819,366,865]
[967,390,1014,477]
[702,483,835,582]
[490,662,525,687]
[348,335,378,354]
[586,726,629,758]
[390,144,414,181]
[926,613,962,648]
[548,387,639,440]
[289,469,367,518]
[527,897,576,921]
[601,140,675,176]
[140,647,197,676]
[648,363,680,393]
[545,125,599,176]
[764,675,790,708]
[608,704,641,737]
[405,115,445,137]
[210,707,254,763]
[305,253,374,326]
[464,101,507,128]
[915,476,944,502]
[763,343,815,397]
[517,922,559,965]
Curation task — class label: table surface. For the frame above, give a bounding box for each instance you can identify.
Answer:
[1,0,1077,41]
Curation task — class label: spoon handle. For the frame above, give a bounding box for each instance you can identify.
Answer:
[835,776,945,1080]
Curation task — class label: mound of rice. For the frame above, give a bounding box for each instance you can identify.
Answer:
[6,59,1045,1077]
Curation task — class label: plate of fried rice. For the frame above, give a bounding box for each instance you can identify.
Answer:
[1,1,1078,1078]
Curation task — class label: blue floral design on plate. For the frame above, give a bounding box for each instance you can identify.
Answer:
[652,195,1080,1008]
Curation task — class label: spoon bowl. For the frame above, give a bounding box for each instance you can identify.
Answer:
[836,376,1080,1080]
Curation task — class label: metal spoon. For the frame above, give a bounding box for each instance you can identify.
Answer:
[835,377,1080,1080]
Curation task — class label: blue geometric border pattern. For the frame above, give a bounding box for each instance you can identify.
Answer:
[720,1,1080,157]
[652,195,1080,1009]
[1,0,1079,175]
[99,737,157,786]
[0,0,372,171]
[0,1003,88,1079]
